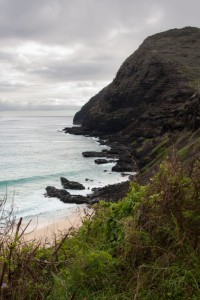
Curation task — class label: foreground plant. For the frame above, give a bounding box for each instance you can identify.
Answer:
[49,152,200,299]
[0,152,199,299]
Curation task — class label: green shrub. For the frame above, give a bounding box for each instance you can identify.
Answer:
[0,153,200,299]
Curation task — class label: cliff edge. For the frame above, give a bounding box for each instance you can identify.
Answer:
[68,27,200,181]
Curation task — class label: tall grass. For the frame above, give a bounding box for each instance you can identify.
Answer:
[0,151,199,299]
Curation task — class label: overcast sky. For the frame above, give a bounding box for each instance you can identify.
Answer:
[0,0,199,112]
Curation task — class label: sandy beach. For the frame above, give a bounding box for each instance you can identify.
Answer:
[21,205,93,245]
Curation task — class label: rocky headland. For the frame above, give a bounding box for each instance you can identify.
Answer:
[60,177,85,190]
[47,27,200,205]
[64,27,200,184]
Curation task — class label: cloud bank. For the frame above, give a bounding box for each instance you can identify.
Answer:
[0,0,199,111]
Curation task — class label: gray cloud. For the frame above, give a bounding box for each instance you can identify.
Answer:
[0,0,199,111]
[33,58,116,82]
[0,0,151,43]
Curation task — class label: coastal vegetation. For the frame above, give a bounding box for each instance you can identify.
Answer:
[0,152,199,299]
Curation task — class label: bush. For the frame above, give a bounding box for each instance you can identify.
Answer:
[0,152,200,299]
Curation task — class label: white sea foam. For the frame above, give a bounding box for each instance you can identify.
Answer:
[0,112,132,228]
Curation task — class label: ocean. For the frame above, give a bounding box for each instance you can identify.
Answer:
[0,111,128,228]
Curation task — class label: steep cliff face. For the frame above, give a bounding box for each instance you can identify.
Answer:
[74,27,200,137]
[71,27,200,180]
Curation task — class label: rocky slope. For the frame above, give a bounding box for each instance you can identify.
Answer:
[66,27,200,181]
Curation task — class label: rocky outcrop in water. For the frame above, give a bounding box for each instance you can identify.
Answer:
[60,177,85,190]
[94,159,115,164]
[82,146,136,172]
[89,181,130,203]
[46,186,70,201]
[45,186,86,204]
[45,181,130,204]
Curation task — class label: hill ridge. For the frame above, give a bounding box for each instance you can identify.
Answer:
[66,27,200,180]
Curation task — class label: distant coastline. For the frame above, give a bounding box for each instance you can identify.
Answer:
[0,109,80,117]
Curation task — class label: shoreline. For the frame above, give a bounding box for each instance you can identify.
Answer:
[21,205,93,245]
[63,126,137,173]
[18,124,137,244]
[47,125,137,204]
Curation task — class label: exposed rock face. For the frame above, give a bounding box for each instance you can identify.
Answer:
[73,27,200,137]
[94,159,112,164]
[46,181,130,204]
[60,177,85,190]
[82,151,118,159]
[65,27,200,181]
[46,186,86,204]
[81,146,136,172]
[89,181,130,203]
[112,163,134,172]
[46,186,70,201]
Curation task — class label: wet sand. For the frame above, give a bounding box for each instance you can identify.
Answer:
[21,206,93,245]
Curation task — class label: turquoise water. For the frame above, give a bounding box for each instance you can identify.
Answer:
[0,112,127,228]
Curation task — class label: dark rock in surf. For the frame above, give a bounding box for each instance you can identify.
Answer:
[45,180,133,205]
[89,181,130,203]
[85,178,93,181]
[46,186,70,201]
[121,173,130,177]
[112,162,135,172]
[68,195,88,204]
[45,186,88,204]
[60,177,85,190]
[94,159,115,164]
[82,151,118,159]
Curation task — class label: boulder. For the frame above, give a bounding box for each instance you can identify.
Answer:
[60,177,85,190]
[82,151,118,159]
[94,159,115,164]
[89,181,131,203]
[45,186,89,204]
[46,179,134,205]
[46,186,71,201]
[85,178,93,181]
[112,163,135,172]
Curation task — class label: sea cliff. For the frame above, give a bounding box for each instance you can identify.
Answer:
[65,27,200,182]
